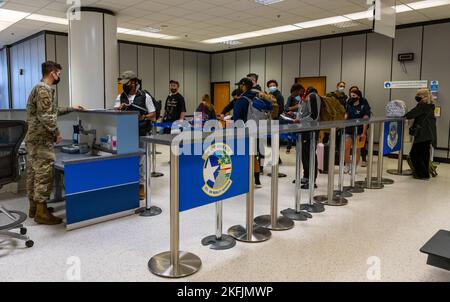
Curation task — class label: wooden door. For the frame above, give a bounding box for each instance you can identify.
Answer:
[296,76,327,96]
[211,82,230,115]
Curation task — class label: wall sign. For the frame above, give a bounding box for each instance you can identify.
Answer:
[430,80,439,100]
[384,80,428,89]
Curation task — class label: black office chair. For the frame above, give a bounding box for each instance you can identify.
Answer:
[0,120,34,248]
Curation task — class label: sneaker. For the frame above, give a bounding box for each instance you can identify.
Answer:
[286,149,291,154]
[361,161,367,168]
[301,183,318,190]
[301,178,308,184]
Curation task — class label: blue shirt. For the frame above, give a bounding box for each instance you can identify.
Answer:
[346,98,371,134]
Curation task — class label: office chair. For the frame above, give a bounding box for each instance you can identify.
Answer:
[0,120,34,248]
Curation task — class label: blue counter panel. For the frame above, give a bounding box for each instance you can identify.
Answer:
[65,183,139,225]
[64,156,139,194]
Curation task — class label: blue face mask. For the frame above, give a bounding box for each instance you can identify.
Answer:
[338,87,345,94]
[269,87,278,93]
[295,95,301,102]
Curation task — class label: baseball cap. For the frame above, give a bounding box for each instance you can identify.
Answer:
[119,70,138,85]
[235,77,253,88]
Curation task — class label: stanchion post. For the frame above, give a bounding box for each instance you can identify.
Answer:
[151,124,164,177]
[228,135,271,242]
[254,129,294,230]
[201,200,236,250]
[148,144,201,278]
[365,123,384,190]
[335,128,352,198]
[387,119,413,176]
[136,140,162,217]
[301,131,325,213]
[281,133,312,221]
[344,126,365,193]
[314,128,347,206]
[373,122,394,185]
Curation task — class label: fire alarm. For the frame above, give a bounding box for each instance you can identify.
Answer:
[398,53,414,62]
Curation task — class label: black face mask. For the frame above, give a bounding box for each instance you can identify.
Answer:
[170,88,178,94]
[53,76,60,85]
[351,97,359,102]
[123,84,132,95]
[415,96,422,103]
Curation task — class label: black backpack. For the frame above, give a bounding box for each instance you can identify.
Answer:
[143,89,162,119]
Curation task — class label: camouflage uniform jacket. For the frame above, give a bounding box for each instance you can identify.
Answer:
[26,80,72,145]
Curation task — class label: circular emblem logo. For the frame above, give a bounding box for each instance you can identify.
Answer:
[202,143,233,197]
[387,122,399,150]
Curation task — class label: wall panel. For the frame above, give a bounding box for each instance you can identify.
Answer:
[320,37,342,93]
[342,34,367,94]
[300,40,320,77]
[282,43,300,100]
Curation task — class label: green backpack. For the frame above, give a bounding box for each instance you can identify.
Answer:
[320,95,346,121]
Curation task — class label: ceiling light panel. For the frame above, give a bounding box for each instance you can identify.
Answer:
[26,14,68,25]
[295,16,350,28]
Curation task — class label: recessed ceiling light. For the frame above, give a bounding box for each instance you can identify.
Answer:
[408,0,450,9]
[332,21,360,29]
[255,0,284,5]
[142,26,161,33]
[202,25,300,44]
[295,16,350,28]
[220,40,242,45]
[26,14,68,25]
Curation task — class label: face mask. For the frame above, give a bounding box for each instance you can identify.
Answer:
[269,87,278,93]
[170,88,177,94]
[123,84,131,94]
[53,73,60,85]
[415,96,422,103]
[351,97,359,102]
[338,87,345,93]
[295,95,301,102]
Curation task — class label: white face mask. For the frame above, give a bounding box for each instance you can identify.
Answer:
[269,87,278,93]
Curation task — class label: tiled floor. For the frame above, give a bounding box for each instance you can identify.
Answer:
[1,146,450,282]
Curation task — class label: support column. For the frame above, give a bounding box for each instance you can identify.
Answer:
[68,7,118,109]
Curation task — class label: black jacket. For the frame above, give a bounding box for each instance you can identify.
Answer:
[405,102,437,147]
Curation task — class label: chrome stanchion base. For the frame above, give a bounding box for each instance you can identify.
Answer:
[355,181,368,188]
[151,172,164,178]
[334,190,353,198]
[148,251,201,278]
[343,186,365,193]
[366,177,394,185]
[136,206,162,217]
[280,208,312,221]
[314,195,348,206]
[227,225,271,243]
[267,173,287,178]
[364,181,385,189]
[201,235,236,250]
[300,202,325,213]
[253,215,294,231]
[387,169,413,176]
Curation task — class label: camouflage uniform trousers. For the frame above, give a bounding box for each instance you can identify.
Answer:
[26,141,55,204]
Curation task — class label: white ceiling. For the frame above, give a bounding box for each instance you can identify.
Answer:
[0,0,449,51]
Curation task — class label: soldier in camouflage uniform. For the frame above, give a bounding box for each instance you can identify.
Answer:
[26,61,77,225]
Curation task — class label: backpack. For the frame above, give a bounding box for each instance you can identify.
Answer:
[143,89,162,119]
[243,95,273,123]
[320,95,346,121]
